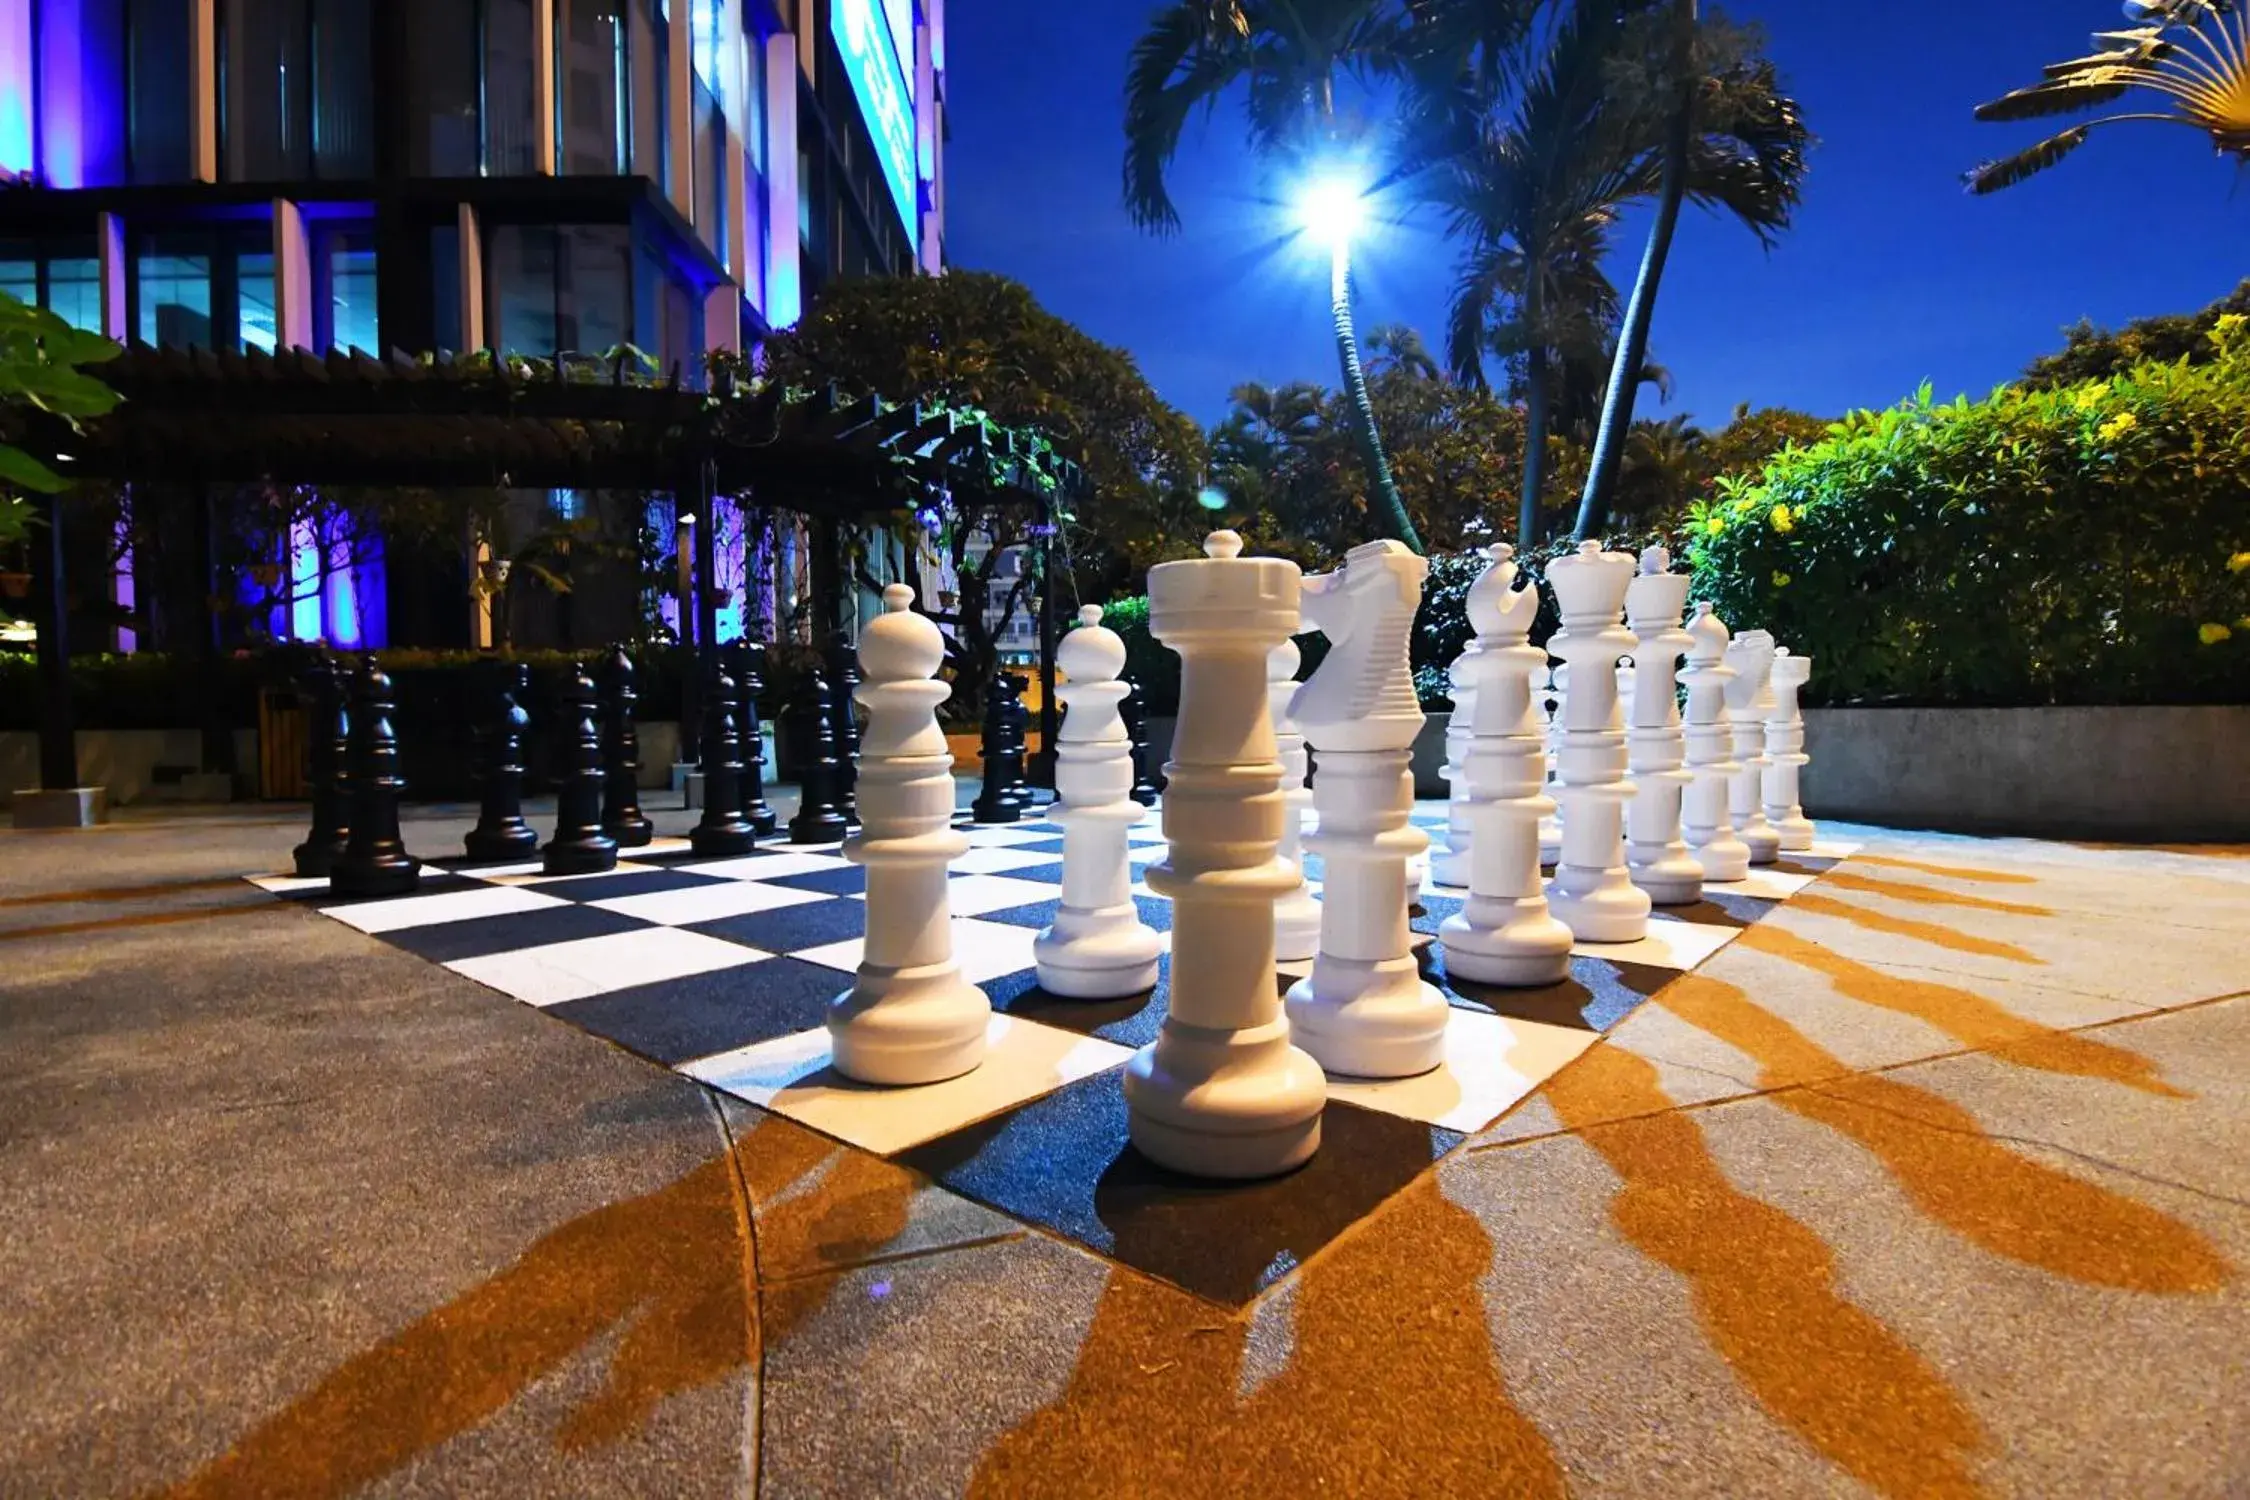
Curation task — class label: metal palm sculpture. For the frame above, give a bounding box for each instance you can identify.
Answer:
[1968,0,2250,193]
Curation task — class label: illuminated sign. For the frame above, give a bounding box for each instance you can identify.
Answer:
[881,0,915,83]
[831,0,918,240]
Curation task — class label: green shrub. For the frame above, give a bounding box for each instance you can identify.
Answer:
[1688,329,2250,707]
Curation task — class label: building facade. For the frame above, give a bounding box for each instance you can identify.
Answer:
[0,0,948,650]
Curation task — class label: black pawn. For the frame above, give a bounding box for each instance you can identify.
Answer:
[330,655,420,897]
[543,662,619,875]
[464,661,539,863]
[1121,676,1164,807]
[292,645,351,877]
[972,670,1027,823]
[1000,671,1036,815]
[691,660,759,856]
[787,669,852,844]
[597,645,653,848]
[825,631,862,825]
[732,640,779,836]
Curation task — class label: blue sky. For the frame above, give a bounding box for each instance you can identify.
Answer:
[942,0,2250,430]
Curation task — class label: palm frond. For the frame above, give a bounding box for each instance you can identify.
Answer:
[1965,126,2092,194]
[1974,72,2136,123]
[1121,3,1254,233]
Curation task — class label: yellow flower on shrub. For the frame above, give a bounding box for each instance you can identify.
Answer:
[2200,622,2234,645]
[1770,504,1795,533]
[2230,551,2250,573]
[2097,412,2138,442]
[2072,384,2106,411]
[1706,516,1725,537]
[1772,571,1792,588]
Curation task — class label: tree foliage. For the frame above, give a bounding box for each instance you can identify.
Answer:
[1687,325,2250,707]
[0,289,122,548]
[2020,278,2250,391]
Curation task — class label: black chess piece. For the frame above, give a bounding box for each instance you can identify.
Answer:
[786,668,852,843]
[1121,675,1165,807]
[597,645,654,848]
[543,662,619,875]
[330,655,421,897]
[999,669,1037,815]
[731,640,780,836]
[691,658,758,856]
[972,670,1027,823]
[292,645,351,877]
[825,631,862,825]
[464,660,539,863]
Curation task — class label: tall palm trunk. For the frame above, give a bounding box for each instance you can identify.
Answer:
[1575,0,1697,543]
[1518,341,1551,548]
[1331,245,1424,553]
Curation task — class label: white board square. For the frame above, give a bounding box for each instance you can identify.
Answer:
[327,883,568,935]
[1324,1009,1598,1133]
[447,926,766,1006]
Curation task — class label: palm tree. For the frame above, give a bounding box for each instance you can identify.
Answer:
[1122,0,1425,551]
[1423,1,1804,547]
[1967,1,2250,193]
[1573,7,1808,541]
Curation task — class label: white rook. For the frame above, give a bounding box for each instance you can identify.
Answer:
[1269,639,1322,963]
[1623,547,1702,905]
[827,584,991,1085]
[1764,647,1816,851]
[1126,532,1325,1178]
[1035,604,1163,997]
[1544,541,1650,943]
[1724,630,1783,865]
[1285,541,1450,1078]
[1681,604,1749,882]
[1438,544,1574,986]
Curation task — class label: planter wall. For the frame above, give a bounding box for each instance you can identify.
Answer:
[0,729,258,807]
[1802,706,2250,842]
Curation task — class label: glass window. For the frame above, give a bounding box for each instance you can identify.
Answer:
[316,229,377,352]
[628,0,668,189]
[128,0,194,182]
[484,0,540,176]
[311,0,373,177]
[490,224,560,356]
[744,32,767,178]
[0,246,37,309]
[137,241,214,348]
[558,225,631,354]
[404,0,480,175]
[558,0,626,175]
[693,79,722,262]
[238,251,278,351]
[222,0,313,180]
[430,224,463,349]
[45,258,104,333]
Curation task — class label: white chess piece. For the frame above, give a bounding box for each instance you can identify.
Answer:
[1623,547,1702,905]
[1682,604,1748,882]
[1269,639,1323,962]
[1724,630,1783,865]
[1035,605,1163,997]
[1544,541,1651,943]
[1284,541,1450,1079]
[1537,663,1563,868]
[827,584,990,1085]
[1125,532,1325,1178]
[1430,642,1480,889]
[1438,544,1575,986]
[1764,647,1817,851]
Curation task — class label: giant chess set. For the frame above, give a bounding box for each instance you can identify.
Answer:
[252,535,1855,1304]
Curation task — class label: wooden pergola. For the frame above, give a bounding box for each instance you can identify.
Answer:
[16,345,1088,796]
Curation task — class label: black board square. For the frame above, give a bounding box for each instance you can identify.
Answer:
[380,902,651,963]
[530,867,735,903]
[548,956,842,1065]
[1436,951,1677,1033]
[688,896,869,954]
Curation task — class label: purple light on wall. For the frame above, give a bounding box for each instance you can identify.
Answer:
[712,493,744,644]
[0,0,31,179]
[326,536,363,648]
[289,521,323,641]
[348,537,386,649]
[35,0,84,189]
[112,509,136,652]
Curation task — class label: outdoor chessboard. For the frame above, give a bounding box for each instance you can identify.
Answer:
[249,805,1858,1306]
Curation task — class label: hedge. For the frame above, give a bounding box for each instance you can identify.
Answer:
[1686,328,2250,707]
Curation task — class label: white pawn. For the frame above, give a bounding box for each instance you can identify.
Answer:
[1285,540,1450,1079]
[1764,648,1817,851]
[1544,541,1651,943]
[1682,604,1749,882]
[1623,548,1702,905]
[1035,605,1164,997]
[1269,639,1322,962]
[1430,641,1479,890]
[1724,630,1782,865]
[1126,532,1325,1179]
[1537,662,1563,868]
[1438,545,1575,986]
[828,584,990,1085]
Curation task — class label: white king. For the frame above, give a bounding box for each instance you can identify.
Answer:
[1543,541,1651,943]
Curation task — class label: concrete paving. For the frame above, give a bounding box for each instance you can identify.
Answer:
[1,798,2244,1498]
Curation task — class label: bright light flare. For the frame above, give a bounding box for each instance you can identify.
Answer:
[1297,177,1368,248]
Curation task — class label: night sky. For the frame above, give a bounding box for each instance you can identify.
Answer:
[944,0,2250,431]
